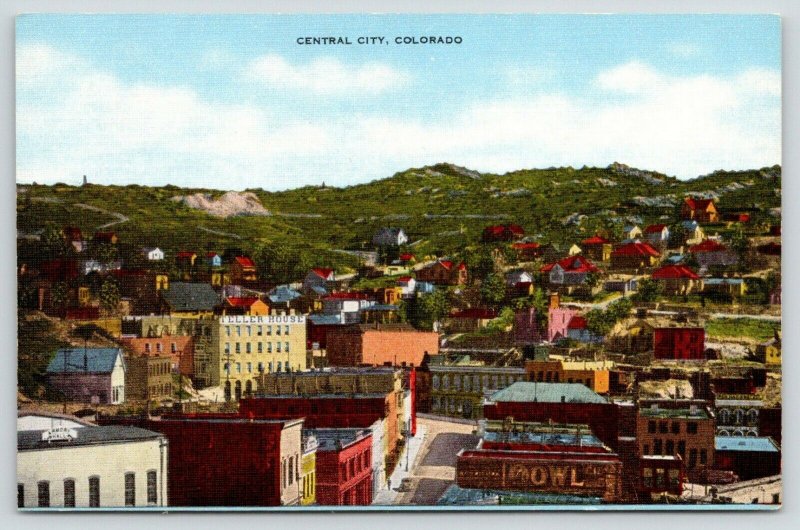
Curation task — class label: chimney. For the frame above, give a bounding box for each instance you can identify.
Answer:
[690,404,698,416]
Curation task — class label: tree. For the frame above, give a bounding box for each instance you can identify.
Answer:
[40,222,67,259]
[633,278,663,302]
[100,279,120,313]
[50,281,69,311]
[92,242,118,264]
[462,248,495,284]
[480,273,507,307]
[252,244,313,285]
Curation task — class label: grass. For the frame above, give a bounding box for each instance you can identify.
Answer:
[706,317,780,342]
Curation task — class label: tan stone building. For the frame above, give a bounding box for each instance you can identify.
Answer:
[193,311,307,399]
[125,354,174,402]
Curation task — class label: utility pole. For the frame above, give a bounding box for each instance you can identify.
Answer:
[226,344,232,401]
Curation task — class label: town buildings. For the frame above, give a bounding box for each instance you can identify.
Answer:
[325,323,438,367]
[416,259,467,286]
[17,424,167,508]
[312,428,373,505]
[124,354,173,402]
[653,327,705,361]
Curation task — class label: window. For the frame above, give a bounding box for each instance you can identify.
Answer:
[64,479,75,507]
[277,342,282,353]
[678,441,686,458]
[655,468,665,488]
[145,343,151,353]
[246,343,251,354]
[38,481,49,507]
[268,342,273,353]
[267,325,272,335]
[665,440,674,456]
[700,449,707,465]
[643,444,650,456]
[236,326,241,337]
[687,422,698,434]
[285,342,290,353]
[224,343,230,354]
[642,468,653,488]
[268,362,273,373]
[659,421,668,434]
[247,362,252,373]
[647,421,656,434]
[125,473,135,507]
[246,326,252,337]
[432,375,440,390]
[224,362,230,374]
[276,326,282,336]
[258,362,264,373]
[285,325,290,335]
[689,449,698,469]
[277,362,282,372]
[654,439,663,455]
[156,343,162,353]
[235,343,241,354]
[258,342,263,353]
[671,422,680,434]
[257,326,263,336]
[236,362,241,374]
[17,484,23,508]
[147,471,157,505]
[669,469,680,487]
[225,326,231,337]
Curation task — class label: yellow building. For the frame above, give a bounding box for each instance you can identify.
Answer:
[195,312,308,400]
[300,434,318,506]
[525,359,615,394]
[755,336,781,366]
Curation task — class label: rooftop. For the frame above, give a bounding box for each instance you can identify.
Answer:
[715,436,779,453]
[639,407,710,420]
[46,348,123,374]
[18,425,162,451]
[488,382,608,404]
[305,428,371,451]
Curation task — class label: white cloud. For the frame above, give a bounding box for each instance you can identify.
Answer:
[16,49,780,189]
[245,54,409,94]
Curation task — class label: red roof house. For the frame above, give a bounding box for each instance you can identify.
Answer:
[611,242,660,269]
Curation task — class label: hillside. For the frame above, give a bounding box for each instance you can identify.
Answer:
[17,162,782,264]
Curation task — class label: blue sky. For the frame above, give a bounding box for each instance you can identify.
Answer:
[16,14,781,190]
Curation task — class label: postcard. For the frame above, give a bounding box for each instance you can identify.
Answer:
[15,14,781,510]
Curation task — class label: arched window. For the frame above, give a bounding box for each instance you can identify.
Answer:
[747,409,758,425]
[734,409,744,425]
[432,375,440,390]
[719,409,730,425]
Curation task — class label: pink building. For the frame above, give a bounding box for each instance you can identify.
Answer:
[548,307,578,342]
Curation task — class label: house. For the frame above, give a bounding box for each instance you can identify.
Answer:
[303,268,336,296]
[141,247,164,261]
[610,242,660,269]
[268,285,302,307]
[548,305,578,342]
[416,259,467,286]
[653,328,705,360]
[565,315,602,344]
[397,253,416,265]
[524,359,614,393]
[568,244,582,256]
[505,269,533,286]
[230,256,258,284]
[679,220,706,246]
[511,242,542,261]
[688,240,738,269]
[323,292,375,324]
[603,275,638,294]
[446,307,498,333]
[397,276,417,297]
[540,255,600,286]
[703,278,747,299]
[325,323,438,367]
[513,307,543,346]
[93,232,118,245]
[621,225,643,241]
[310,428,374,505]
[482,224,525,242]
[715,437,781,481]
[372,228,408,247]
[124,354,173,402]
[581,235,612,262]
[63,226,86,253]
[651,265,701,295]
[158,282,221,316]
[175,251,197,268]
[46,348,126,405]
[219,296,270,316]
[755,334,781,366]
[206,252,223,268]
[757,242,781,256]
[682,197,719,223]
[644,224,670,246]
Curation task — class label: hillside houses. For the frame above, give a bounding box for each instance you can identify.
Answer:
[416,259,467,286]
[682,197,719,223]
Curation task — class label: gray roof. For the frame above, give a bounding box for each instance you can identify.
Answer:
[305,428,371,451]
[268,285,301,304]
[18,426,163,451]
[715,436,779,453]
[161,282,221,312]
[308,314,345,325]
[488,382,608,404]
[46,348,123,374]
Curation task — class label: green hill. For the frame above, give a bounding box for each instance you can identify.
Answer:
[17,162,782,266]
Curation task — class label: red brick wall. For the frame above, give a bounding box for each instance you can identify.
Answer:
[653,328,705,360]
[361,330,438,367]
[100,417,284,507]
[315,434,373,505]
[120,335,195,376]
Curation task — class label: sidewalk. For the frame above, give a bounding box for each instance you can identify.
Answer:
[372,424,428,505]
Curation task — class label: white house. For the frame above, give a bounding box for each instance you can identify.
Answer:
[505,270,533,287]
[303,268,335,296]
[17,425,168,508]
[397,276,417,297]
[372,228,408,247]
[142,247,165,261]
[46,348,126,405]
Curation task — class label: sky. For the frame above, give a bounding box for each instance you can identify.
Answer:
[16,14,781,190]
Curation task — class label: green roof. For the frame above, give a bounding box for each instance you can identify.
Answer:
[488,382,607,404]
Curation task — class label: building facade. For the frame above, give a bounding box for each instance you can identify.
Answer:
[17,425,167,508]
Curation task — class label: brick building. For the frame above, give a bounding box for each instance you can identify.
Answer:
[326,324,438,368]
[714,436,781,481]
[636,400,716,481]
[524,359,614,394]
[119,335,194,376]
[456,420,623,503]
[100,415,304,506]
[653,327,705,361]
[482,382,619,450]
[310,428,373,505]
[124,354,173,402]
